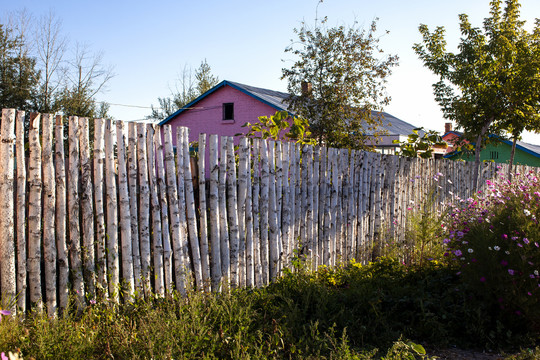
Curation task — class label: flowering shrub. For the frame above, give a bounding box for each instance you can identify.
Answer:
[443,169,540,331]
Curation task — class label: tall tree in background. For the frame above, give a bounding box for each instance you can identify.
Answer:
[148,60,219,121]
[414,0,540,184]
[281,17,398,149]
[58,43,114,118]
[0,22,39,111]
[34,11,67,113]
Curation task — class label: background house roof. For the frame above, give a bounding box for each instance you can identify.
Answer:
[159,80,421,137]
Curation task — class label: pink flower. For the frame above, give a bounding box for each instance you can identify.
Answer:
[0,309,10,322]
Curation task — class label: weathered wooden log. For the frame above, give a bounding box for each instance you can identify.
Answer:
[147,124,164,296]
[208,134,222,290]
[137,123,152,297]
[0,109,17,313]
[42,113,57,314]
[105,119,119,301]
[163,125,187,295]
[218,136,229,282]
[198,133,211,291]
[15,110,27,312]
[55,115,69,310]
[116,121,134,298]
[127,122,142,292]
[226,137,240,287]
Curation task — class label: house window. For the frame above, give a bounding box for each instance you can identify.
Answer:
[223,103,234,120]
[490,151,499,160]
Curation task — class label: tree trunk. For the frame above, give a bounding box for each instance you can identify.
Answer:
[104,119,119,301]
[116,121,134,298]
[146,124,164,296]
[507,135,518,181]
[15,110,27,312]
[198,133,211,292]
[42,113,57,315]
[0,109,17,313]
[163,125,187,295]
[28,113,43,310]
[226,137,240,287]
[79,117,95,299]
[55,115,69,310]
[208,134,222,290]
[127,122,142,293]
[155,126,173,294]
[137,124,152,297]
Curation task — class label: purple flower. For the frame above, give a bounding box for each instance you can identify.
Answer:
[501,260,508,266]
[508,269,515,276]
[454,250,462,257]
[0,309,11,322]
[502,234,508,239]
[523,238,530,244]
[480,277,486,282]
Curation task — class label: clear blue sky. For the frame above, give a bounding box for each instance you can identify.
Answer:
[3,0,540,144]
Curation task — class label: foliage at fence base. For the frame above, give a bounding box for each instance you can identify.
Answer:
[1,258,538,359]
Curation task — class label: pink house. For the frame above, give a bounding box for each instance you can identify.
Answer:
[158,80,291,147]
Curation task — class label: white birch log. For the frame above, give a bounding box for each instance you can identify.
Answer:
[288,143,297,262]
[300,145,308,250]
[318,146,328,266]
[198,133,211,291]
[0,109,16,313]
[104,119,119,301]
[226,137,240,287]
[116,121,134,298]
[147,124,164,296]
[268,141,279,280]
[127,122,142,292]
[237,137,249,287]
[259,139,270,285]
[163,125,187,295]
[155,126,173,293]
[280,142,291,267]
[252,139,262,287]
[42,113,57,314]
[312,146,320,268]
[330,148,339,267]
[182,127,204,290]
[208,134,222,290]
[245,140,254,287]
[93,119,108,296]
[275,141,283,249]
[176,127,192,278]
[137,124,152,296]
[79,117,95,299]
[218,136,229,282]
[305,145,314,267]
[55,115,69,310]
[28,113,43,308]
[15,110,27,312]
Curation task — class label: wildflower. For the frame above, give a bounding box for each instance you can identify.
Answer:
[505,251,510,255]
[517,243,523,248]
[468,248,474,253]
[494,246,501,251]
[534,270,539,276]
[502,234,508,239]
[528,292,533,296]
[508,269,515,276]
[1,353,7,360]
[443,238,451,244]
[480,277,486,282]
[530,274,535,279]
[0,309,10,322]
[90,299,96,305]
[454,250,462,257]
[523,238,530,244]
[501,260,508,266]
[524,209,531,216]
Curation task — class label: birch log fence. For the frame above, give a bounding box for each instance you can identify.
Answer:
[0,108,538,315]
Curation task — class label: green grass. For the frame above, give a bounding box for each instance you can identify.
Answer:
[0,258,538,359]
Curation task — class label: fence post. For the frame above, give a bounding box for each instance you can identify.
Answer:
[198,133,211,291]
[15,111,27,312]
[0,109,16,313]
[93,118,108,296]
[42,114,57,315]
[55,115,69,310]
[208,134,222,290]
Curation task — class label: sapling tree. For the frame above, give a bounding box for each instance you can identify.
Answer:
[414,0,540,185]
[282,16,398,149]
